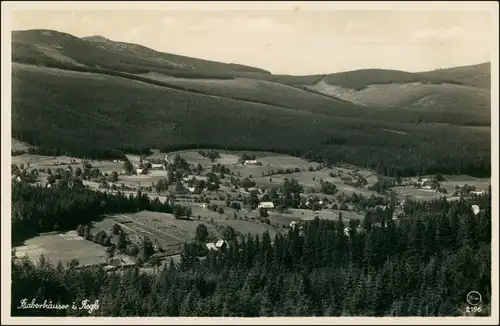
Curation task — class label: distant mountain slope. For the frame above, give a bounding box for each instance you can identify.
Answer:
[320,69,465,91]
[305,79,490,118]
[419,63,491,89]
[82,35,270,74]
[133,72,364,116]
[10,29,491,177]
[11,63,490,177]
[12,29,270,76]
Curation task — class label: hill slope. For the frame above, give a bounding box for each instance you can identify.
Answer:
[305,78,490,118]
[11,63,490,177]
[13,29,270,76]
[419,63,491,89]
[10,29,491,177]
[81,34,270,74]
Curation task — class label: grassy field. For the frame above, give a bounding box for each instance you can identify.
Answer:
[273,208,364,223]
[305,80,490,121]
[393,175,490,201]
[216,219,282,238]
[13,231,109,266]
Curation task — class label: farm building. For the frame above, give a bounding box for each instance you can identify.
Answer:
[289,221,300,229]
[244,160,259,165]
[206,243,217,251]
[422,185,432,190]
[136,168,144,175]
[187,186,196,193]
[471,205,481,215]
[471,191,486,196]
[216,239,228,249]
[206,239,229,251]
[151,163,164,170]
[258,202,275,209]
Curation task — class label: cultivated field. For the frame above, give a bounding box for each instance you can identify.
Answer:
[92,211,218,255]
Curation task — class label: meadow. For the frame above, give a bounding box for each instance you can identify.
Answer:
[14,231,110,266]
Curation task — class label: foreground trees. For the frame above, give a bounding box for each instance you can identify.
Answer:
[11,190,491,317]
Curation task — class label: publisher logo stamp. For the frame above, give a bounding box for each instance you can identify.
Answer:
[466,291,482,306]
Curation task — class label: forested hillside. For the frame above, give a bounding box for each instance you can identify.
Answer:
[12,186,491,317]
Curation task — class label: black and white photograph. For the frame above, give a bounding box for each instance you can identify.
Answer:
[1,1,498,324]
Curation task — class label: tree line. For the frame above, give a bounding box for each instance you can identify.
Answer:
[11,182,173,245]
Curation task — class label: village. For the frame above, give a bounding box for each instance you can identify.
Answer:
[11,148,490,273]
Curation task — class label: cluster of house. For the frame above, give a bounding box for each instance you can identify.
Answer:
[182,175,209,193]
[418,178,434,190]
[300,197,330,209]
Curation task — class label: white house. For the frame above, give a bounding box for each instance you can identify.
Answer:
[151,163,164,170]
[471,205,481,215]
[244,160,259,165]
[187,186,196,193]
[206,239,229,251]
[136,168,143,175]
[216,239,228,249]
[206,243,218,251]
[422,185,432,190]
[471,191,486,196]
[258,202,275,209]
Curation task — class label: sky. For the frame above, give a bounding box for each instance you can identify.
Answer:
[9,8,494,75]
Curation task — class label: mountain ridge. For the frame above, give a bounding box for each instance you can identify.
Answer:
[10,28,491,178]
[13,29,490,83]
